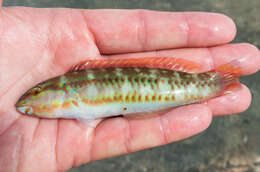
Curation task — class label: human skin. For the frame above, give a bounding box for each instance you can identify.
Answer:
[0,0,260,171]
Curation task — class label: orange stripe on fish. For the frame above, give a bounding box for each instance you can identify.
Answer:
[62,101,71,109]
[72,100,79,107]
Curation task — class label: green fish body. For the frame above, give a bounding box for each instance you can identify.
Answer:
[16,57,241,119]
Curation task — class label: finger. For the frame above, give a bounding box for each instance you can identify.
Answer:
[207,84,252,116]
[55,119,97,170]
[105,43,260,75]
[0,0,3,6]
[16,118,57,171]
[209,43,260,75]
[91,104,212,161]
[84,10,236,54]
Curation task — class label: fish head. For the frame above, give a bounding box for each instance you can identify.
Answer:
[15,77,67,118]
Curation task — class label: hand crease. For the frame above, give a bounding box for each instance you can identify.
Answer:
[0,116,24,172]
[87,128,94,163]
[32,119,40,144]
[0,115,20,138]
[158,115,169,144]
[17,133,24,172]
[80,10,99,53]
[54,120,60,171]
[137,10,148,52]
[46,11,66,74]
[124,118,132,154]
[207,48,217,69]
[183,14,191,47]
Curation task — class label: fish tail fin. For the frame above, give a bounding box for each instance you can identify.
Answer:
[214,58,244,94]
[215,58,244,78]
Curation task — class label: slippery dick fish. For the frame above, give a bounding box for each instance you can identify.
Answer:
[15,57,242,120]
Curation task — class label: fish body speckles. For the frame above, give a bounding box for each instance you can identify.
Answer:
[67,68,218,104]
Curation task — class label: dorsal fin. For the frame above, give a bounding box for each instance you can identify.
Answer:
[70,57,202,73]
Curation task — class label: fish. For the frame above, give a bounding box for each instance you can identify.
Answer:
[15,57,242,120]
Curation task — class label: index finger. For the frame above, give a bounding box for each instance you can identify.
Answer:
[83,10,236,54]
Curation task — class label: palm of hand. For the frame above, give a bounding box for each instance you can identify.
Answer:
[0,7,259,172]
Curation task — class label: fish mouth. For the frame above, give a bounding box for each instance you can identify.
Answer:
[16,105,35,116]
[15,98,31,115]
[16,106,27,114]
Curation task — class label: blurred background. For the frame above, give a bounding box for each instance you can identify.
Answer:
[3,0,260,171]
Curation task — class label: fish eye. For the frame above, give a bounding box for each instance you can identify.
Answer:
[31,86,42,95]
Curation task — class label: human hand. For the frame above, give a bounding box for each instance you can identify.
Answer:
[0,2,259,171]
